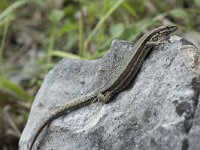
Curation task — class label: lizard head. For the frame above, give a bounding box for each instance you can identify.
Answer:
[148,25,178,44]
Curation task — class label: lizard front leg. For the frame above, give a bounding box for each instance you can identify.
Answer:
[97,91,113,104]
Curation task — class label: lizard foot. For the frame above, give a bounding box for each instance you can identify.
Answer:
[97,91,112,104]
[146,41,167,47]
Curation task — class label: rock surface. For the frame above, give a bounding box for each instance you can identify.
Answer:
[19,36,200,150]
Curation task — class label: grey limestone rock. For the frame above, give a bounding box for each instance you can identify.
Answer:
[19,36,200,150]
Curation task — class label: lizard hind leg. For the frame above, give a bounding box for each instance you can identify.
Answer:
[97,91,113,104]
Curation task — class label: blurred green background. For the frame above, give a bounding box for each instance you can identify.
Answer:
[0,0,200,149]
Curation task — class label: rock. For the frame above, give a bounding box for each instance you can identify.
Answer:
[19,36,200,150]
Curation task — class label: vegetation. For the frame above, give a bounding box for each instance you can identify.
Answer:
[0,0,200,149]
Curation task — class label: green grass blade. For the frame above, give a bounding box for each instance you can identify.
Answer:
[0,77,33,100]
[78,1,84,57]
[0,0,27,21]
[84,0,125,51]
[0,15,10,74]
[48,50,81,59]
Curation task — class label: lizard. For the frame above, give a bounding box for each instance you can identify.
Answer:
[28,25,178,150]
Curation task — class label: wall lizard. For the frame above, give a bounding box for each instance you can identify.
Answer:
[28,25,177,150]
